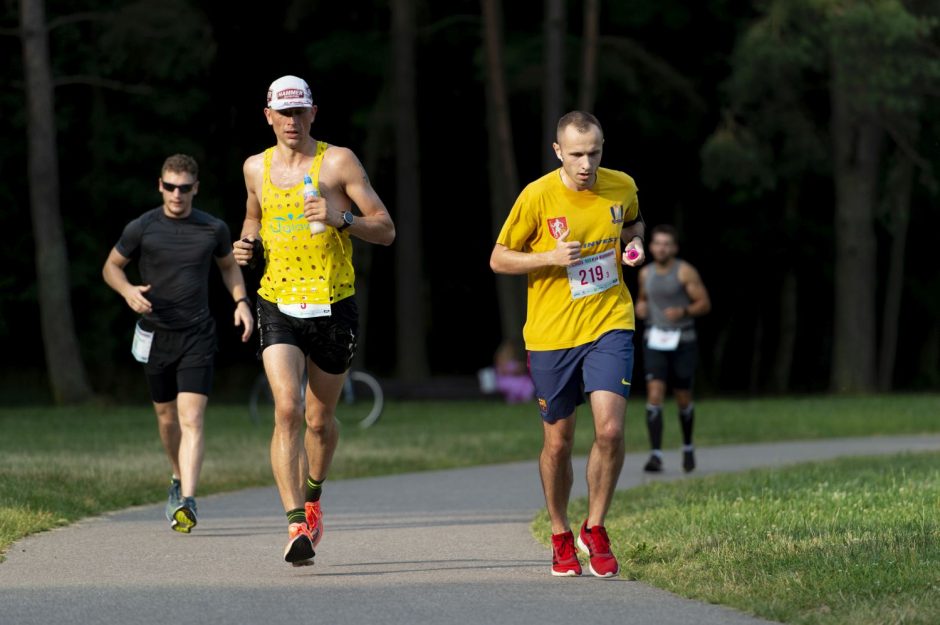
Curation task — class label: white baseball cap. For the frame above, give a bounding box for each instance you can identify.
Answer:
[266,75,313,110]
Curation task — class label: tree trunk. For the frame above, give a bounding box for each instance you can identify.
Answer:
[578,0,599,112]
[771,271,798,393]
[392,0,429,381]
[749,311,763,394]
[20,0,92,404]
[878,149,914,391]
[829,57,883,393]
[770,183,799,393]
[352,83,392,371]
[542,0,565,173]
[482,0,526,348]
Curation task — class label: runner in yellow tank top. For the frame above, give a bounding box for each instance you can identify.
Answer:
[491,111,645,579]
[233,75,395,567]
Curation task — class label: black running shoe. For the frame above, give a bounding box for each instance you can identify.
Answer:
[683,449,696,473]
[643,454,663,473]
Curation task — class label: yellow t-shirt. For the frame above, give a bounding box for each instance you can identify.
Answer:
[496,167,639,351]
[257,143,356,306]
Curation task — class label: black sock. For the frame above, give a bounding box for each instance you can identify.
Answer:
[679,404,695,447]
[287,508,306,524]
[646,404,663,451]
[305,476,324,503]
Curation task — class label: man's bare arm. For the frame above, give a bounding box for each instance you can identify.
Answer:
[680,262,711,317]
[102,247,152,314]
[490,229,582,275]
[333,148,395,246]
[635,265,649,320]
[234,155,264,266]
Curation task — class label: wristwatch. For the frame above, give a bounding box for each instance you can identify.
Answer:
[338,211,354,231]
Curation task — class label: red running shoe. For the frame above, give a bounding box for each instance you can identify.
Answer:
[550,530,582,577]
[577,521,619,578]
[283,522,315,567]
[304,501,323,548]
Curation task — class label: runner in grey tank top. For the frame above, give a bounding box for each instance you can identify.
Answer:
[635,225,711,474]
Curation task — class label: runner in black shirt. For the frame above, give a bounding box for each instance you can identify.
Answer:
[103,154,253,533]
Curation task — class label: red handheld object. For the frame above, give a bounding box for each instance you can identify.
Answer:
[626,249,640,261]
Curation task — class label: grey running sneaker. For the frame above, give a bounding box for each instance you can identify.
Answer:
[165,478,182,521]
[171,496,198,533]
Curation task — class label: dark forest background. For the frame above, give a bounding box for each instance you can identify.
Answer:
[2,0,939,404]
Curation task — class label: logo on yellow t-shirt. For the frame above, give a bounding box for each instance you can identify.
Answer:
[610,205,624,224]
[547,217,568,239]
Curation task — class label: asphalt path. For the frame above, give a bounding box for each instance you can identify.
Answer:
[3,435,939,625]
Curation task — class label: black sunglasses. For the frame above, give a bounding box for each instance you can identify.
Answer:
[161,180,196,194]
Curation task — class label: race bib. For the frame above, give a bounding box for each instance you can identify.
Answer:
[131,322,154,363]
[647,326,681,351]
[567,249,619,300]
[278,302,332,319]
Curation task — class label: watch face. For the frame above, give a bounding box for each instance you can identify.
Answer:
[344,211,354,225]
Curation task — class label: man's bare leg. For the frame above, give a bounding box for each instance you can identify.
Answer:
[301,363,345,484]
[153,400,182,479]
[263,344,308,511]
[176,392,208,498]
[540,413,577,534]
[585,390,626,528]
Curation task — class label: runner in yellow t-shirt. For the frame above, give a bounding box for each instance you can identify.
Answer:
[491,111,645,579]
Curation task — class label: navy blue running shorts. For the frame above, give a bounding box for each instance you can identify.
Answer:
[528,329,635,424]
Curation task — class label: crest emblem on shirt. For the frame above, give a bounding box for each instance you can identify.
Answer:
[610,205,624,224]
[547,217,568,239]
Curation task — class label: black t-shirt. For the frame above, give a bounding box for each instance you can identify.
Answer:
[116,207,233,330]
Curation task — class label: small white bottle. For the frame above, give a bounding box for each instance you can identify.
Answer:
[304,175,326,234]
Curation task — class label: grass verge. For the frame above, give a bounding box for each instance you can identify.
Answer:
[532,452,940,625]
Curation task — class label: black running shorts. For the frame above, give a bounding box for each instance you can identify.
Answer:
[643,340,698,390]
[140,316,217,402]
[257,296,358,375]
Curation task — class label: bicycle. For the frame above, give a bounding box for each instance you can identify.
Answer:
[248,369,384,429]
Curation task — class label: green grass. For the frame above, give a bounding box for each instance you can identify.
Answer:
[533,452,940,625]
[1,393,938,561]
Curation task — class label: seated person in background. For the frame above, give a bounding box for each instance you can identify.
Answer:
[494,339,535,404]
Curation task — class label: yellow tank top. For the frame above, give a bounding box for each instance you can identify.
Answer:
[257,142,356,305]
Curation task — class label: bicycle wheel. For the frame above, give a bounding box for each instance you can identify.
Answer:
[248,372,274,425]
[335,370,384,429]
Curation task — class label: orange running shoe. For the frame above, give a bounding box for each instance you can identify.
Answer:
[304,501,323,548]
[283,522,315,566]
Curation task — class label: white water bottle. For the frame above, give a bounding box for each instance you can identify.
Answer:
[304,175,326,234]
